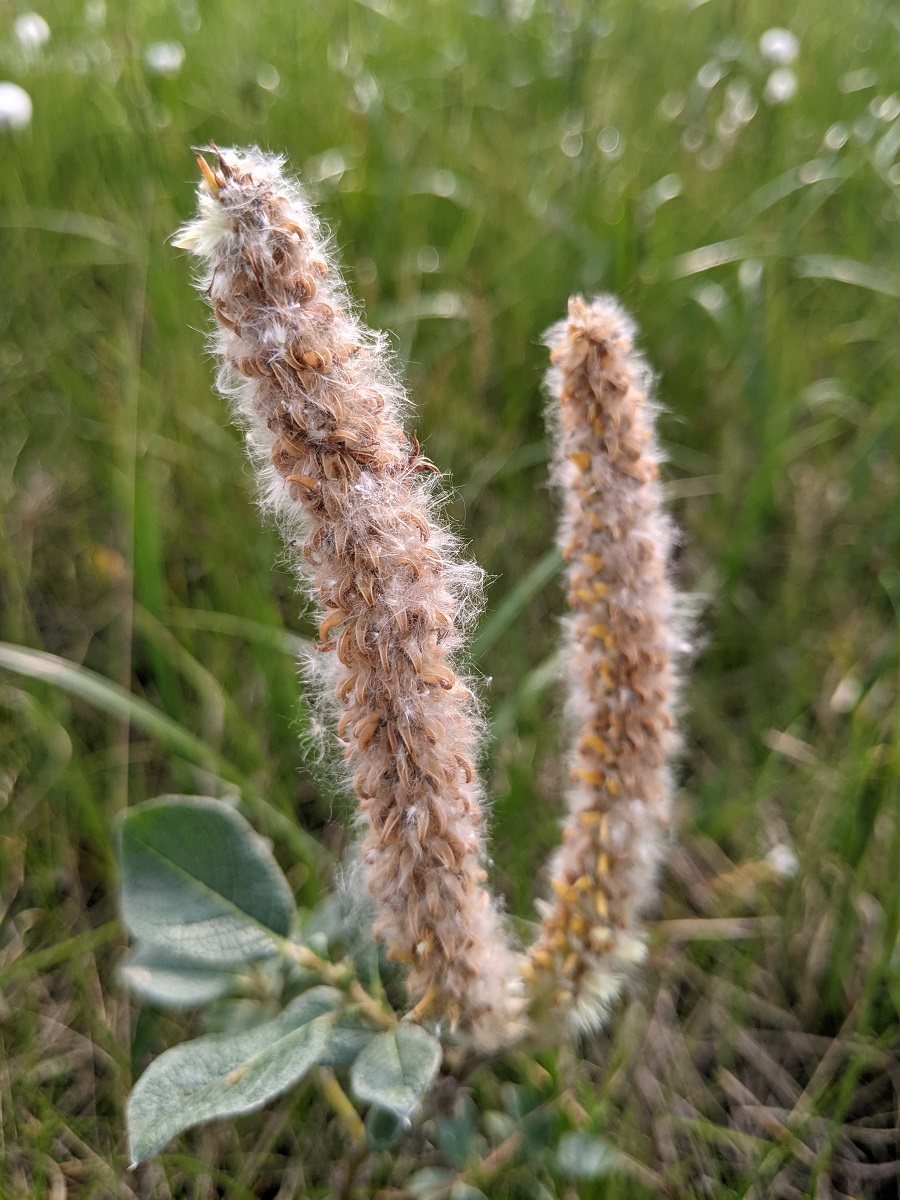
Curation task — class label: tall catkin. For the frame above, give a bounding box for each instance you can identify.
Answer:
[524,296,680,1034]
[174,148,520,1041]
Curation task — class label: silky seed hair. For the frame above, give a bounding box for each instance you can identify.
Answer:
[174,147,521,1042]
[524,296,681,1034]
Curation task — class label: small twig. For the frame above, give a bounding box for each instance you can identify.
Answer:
[790,1002,860,1119]
[719,1070,816,1169]
[734,1029,803,1107]
[317,1067,367,1146]
[652,916,780,942]
[348,978,397,1032]
[842,1159,900,1184]
[471,1129,524,1178]
[281,941,396,1030]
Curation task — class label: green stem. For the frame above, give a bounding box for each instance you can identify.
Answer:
[280,940,397,1030]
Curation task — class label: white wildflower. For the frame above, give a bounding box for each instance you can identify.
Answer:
[143,41,185,76]
[764,68,798,106]
[84,0,106,29]
[14,13,51,55]
[0,82,33,131]
[759,28,799,65]
[766,843,799,879]
[830,674,862,713]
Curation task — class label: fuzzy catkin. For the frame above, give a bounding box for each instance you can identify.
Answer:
[525,296,680,1034]
[174,148,520,1040]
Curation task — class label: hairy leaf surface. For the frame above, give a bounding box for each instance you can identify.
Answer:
[119,795,296,965]
[350,1023,441,1117]
[127,986,341,1163]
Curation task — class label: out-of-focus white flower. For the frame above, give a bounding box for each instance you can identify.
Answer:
[642,173,682,216]
[727,78,758,125]
[824,123,849,151]
[85,0,106,28]
[0,82,33,130]
[830,674,862,713]
[766,843,799,879]
[14,12,51,54]
[697,59,724,89]
[257,62,279,91]
[759,27,799,65]
[738,259,763,291]
[597,125,622,156]
[840,68,876,94]
[764,67,798,105]
[695,282,727,312]
[143,40,185,76]
[871,94,900,122]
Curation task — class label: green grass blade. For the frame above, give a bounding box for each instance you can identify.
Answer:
[0,641,238,783]
[473,548,564,660]
[0,641,328,872]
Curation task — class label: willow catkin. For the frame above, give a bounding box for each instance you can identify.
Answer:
[525,296,681,1034]
[173,147,520,1041]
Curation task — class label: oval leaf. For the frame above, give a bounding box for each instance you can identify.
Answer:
[127,986,341,1164]
[407,1169,454,1199]
[450,1186,488,1200]
[555,1131,618,1179]
[365,1104,405,1151]
[119,796,296,965]
[350,1022,441,1118]
[119,944,236,1007]
[320,1014,377,1067]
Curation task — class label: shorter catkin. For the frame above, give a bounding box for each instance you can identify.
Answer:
[525,296,681,1034]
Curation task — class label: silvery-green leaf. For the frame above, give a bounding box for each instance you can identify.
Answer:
[407,1168,454,1198]
[119,944,235,1007]
[201,997,280,1035]
[320,1014,377,1067]
[119,795,295,965]
[365,1104,405,1150]
[350,1022,441,1118]
[127,986,341,1164]
[449,1186,488,1200]
[555,1131,618,1178]
[435,1095,477,1169]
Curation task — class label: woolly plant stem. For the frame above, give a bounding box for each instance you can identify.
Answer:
[525,297,680,1034]
[174,148,519,1041]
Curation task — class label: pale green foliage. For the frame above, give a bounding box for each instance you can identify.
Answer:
[350,1025,443,1119]
[127,987,340,1163]
[118,945,236,1007]
[119,796,296,964]
[119,796,440,1166]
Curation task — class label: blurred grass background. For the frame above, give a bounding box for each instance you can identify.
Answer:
[2,0,899,1196]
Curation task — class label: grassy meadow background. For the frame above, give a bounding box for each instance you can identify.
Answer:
[2,0,900,1195]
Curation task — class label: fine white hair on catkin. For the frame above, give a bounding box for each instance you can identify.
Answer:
[174,146,522,1043]
[523,296,682,1035]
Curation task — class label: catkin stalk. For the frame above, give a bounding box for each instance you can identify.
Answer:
[525,297,680,1033]
[174,148,519,1040]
